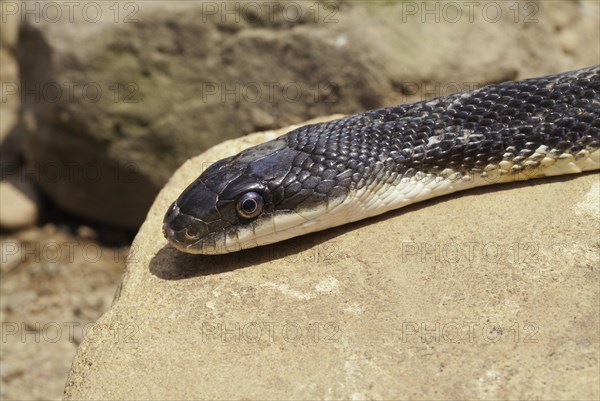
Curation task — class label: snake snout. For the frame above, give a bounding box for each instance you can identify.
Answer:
[162,202,210,251]
[162,203,179,240]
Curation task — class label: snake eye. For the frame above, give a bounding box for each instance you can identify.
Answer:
[236,192,263,219]
[184,226,200,240]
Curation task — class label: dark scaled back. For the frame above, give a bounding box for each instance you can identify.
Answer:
[271,66,599,211]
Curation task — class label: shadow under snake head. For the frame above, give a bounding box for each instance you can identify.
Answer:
[163,135,343,254]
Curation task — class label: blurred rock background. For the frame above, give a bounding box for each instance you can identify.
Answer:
[0,0,598,399]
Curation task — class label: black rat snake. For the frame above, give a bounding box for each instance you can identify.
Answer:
[163,66,600,254]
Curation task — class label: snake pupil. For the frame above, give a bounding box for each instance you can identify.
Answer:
[242,199,256,213]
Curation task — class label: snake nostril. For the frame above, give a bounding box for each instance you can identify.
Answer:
[184,226,201,240]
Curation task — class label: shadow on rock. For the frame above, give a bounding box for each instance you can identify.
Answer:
[149,230,341,279]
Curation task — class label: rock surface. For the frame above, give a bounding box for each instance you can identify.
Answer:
[0,178,39,230]
[16,1,600,228]
[64,117,599,400]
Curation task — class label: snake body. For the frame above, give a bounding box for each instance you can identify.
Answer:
[163,66,600,254]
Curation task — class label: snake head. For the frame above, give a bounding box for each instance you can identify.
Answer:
[162,139,295,254]
[162,157,276,254]
[163,133,351,254]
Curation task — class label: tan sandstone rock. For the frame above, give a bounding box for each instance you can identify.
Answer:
[64,116,599,400]
[0,177,40,230]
